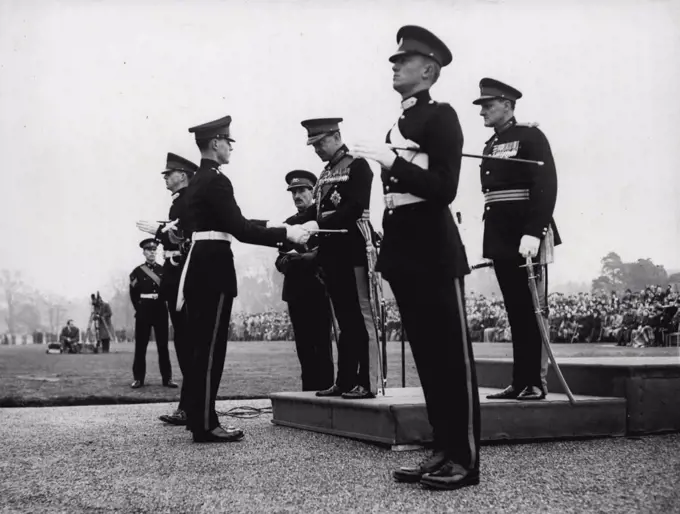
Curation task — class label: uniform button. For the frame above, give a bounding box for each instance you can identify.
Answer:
[390,177,398,183]
[385,185,390,192]
[486,206,491,211]
[484,189,489,193]
[388,209,394,215]
[400,115,405,120]
[485,171,490,175]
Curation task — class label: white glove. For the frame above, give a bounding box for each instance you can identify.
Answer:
[136,220,160,235]
[301,221,319,232]
[266,220,286,229]
[519,235,541,258]
[286,224,310,245]
[348,142,397,169]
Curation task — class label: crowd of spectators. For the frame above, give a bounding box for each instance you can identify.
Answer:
[225,285,680,347]
[6,285,679,347]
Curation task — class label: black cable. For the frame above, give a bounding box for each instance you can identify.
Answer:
[216,405,273,419]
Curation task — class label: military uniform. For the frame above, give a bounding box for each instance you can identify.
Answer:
[475,78,561,399]
[154,153,198,415]
[275,171,333,391]
[299,118,380,399]
[377,26,480,489]
[129,239,171,386]
[180,115,289,441]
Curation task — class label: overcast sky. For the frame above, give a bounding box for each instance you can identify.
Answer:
[1,0,679,301]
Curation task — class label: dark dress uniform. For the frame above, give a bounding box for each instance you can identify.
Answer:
[298,125,380,398]
[381,26,480,486]
[129,249,171,385]
[179,115,288,439]
[475,78,561,398]
[275,201,333,392]
[154,152,199,413]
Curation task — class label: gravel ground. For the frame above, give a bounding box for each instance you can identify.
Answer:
[1,401,678,514]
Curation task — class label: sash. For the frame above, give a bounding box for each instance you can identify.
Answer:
[140,264,161,287]
[388,123,429,170]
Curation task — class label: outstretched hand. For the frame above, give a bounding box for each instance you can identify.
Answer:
[136,220,160,235]
[348,142,397,169]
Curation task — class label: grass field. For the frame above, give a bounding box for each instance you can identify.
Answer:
[1,341,677,407]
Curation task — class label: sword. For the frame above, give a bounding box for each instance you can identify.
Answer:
[388,144,544,166]
[306,229,348,234]
[525,256,576,404]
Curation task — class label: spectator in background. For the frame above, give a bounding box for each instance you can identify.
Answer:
[59,320,80,353]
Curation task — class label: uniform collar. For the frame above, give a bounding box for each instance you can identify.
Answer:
[199,158,221,171]
[494,116,517,134]
[327,145,349,167]
[401,89,432,110]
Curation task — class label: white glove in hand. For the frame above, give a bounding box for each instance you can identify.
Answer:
[301,221,319,232]
[348,142,397,169]
[286,224,310,245]
[136,220,161,235]
[519,235,541,258]
[266,220,286,229]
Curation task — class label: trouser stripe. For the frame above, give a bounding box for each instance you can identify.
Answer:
[454,278,477,470]
[204,293,225,431]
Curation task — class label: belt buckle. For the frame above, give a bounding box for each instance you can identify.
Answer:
[385,195,395,210]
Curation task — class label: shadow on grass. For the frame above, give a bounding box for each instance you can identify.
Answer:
[0,394,269,408]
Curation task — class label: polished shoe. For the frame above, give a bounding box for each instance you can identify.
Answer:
[159,409,187,426]
[130,380,144,389]
[486,385,520,400]
[393,450,448,483]
[341,385,376,400]
[315,384,344,397]
[517,385,546,400]
[193,425,245,443]
[163,380,179,389]
[420,461,480,491]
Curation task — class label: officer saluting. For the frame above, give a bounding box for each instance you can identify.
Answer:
[137,152,198,425]
[474,78,561,401]
[351,26,480,491]
[298,118,380,400]
[274,170,334,392]
[129,238,175,389]
[179,115,308,443]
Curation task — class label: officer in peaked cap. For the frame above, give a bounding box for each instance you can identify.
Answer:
[472,78,522,105]
[474,78,561,404]
[351,25,479,491]
[136,152,199,425]
[389,25,453,67]
[300,118,343,146]
[188,115,235,143]
[275,169,334,392]
[297,115,379,401]
[179,114,309,443]
[129,235,173,390]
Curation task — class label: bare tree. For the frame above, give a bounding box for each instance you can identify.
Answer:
[0,270,25,336]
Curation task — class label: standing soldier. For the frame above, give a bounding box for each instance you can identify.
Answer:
[129,238,176,389]
[275,170,334,392]
[179,115,309,443]
[137,152,198,425]
[351,25,480,490]
[473,78,560,401]
[298,118,380,400]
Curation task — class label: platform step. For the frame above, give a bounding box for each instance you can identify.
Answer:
[476,357,680,434]
[270,387,626,446]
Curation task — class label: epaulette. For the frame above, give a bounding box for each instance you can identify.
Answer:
[516,121,540,128]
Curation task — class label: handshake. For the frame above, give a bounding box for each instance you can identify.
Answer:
[267,221,320,245]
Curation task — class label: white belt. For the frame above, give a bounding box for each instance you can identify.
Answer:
[484,189,530,204]
[176,231,232,312]
[140,293,159,300]
[163,250,181,258]
[384,193,426,209]
[192,231,233,242]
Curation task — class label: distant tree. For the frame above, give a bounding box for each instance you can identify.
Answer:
[0,270,26,336]
[591,252,669,293]
[668,272,680,286]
